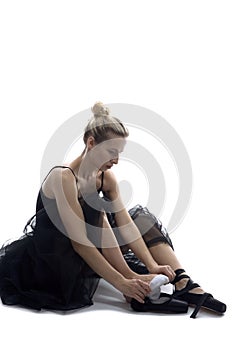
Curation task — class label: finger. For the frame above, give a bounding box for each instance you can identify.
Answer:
[139,285,151,297]
[170,274,176,282]
[137,280,151,293]
[136,289,147,299]
[134,293,145,304]
[167,265,175,275]
[168,268,175,281]
[137,279,150,288]
[167,271,175,282]
[135,285,148,298]
[161,269,171,280]
[164,266,175,281]
[132,282,148,297]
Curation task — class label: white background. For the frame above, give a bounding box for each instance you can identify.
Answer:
[0,1,232,349]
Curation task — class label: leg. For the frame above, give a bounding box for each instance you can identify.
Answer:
[149,243,204,294]
[129,206,204,293]
[149,242,182,271]
[145,242,226,318]
[129,206,227,317]
[101,213,155,283]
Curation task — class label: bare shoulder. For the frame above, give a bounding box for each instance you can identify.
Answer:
[54,167,76,181]
[43,167,77,200]
[53,167,77,190]
[102,170,118,193]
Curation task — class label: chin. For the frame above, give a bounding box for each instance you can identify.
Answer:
[99,164,113,171]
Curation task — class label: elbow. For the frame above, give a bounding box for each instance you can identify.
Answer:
[71,240,84,253]
[70,239,94,256]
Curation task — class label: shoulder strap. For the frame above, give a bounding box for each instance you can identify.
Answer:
[42,165,78,185]
[58,166,78,183]
[24,166,78,235]
[98,171,104,192]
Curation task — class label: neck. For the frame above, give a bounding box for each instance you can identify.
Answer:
[67,148,102,178]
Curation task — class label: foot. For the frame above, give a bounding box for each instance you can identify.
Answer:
[175,271,205,295]
[123,273,156,303]
[148,274,170,302]
[173,269,227,318]
[124,274,169,304]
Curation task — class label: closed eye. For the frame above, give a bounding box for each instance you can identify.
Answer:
[109,149,119,158]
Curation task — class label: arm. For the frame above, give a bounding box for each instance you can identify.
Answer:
[50,168,150,302]
[102,171,159,273]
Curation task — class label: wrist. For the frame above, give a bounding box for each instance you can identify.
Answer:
[147,262,159,274]
[111,274,126,290]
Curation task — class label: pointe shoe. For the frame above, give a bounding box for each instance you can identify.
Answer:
[172,269,227,318]
[131,294,189,314]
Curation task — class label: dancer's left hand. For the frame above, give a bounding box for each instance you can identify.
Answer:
[149,265,175,282]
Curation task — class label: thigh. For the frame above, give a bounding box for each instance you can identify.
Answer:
[128,205,174,249]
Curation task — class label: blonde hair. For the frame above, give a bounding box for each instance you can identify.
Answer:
[83,102,129,144]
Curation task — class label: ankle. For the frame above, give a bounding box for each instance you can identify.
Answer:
[173,270,205,294]
[174,268,186,276]
[175,274,189,291]
[173,269,190,291]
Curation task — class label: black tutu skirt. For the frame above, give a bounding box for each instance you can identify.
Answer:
[0,185,103,311]
[0,225,100,311]
[0,182,173,311]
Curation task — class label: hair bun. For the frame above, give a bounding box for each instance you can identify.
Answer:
[91,101,110,118]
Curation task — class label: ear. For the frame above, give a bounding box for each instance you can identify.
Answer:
[86,136,96,151]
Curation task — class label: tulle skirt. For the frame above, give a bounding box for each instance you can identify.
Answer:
[0,203,173,311]
[0,226,99,311]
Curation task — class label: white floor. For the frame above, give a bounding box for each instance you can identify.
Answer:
[1,200,232,350]
[1,217,232,350]
[1,277,232,350]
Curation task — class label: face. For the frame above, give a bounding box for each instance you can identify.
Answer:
[86,136,126,172]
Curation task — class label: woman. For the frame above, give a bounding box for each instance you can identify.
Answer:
[0,102,226,318]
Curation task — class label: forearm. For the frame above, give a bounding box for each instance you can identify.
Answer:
[101,213,136,279]
[128,237,159,272]
[71,240,125,288]
[114,211,158,272]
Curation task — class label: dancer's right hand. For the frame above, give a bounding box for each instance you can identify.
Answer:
[116,278,151,303]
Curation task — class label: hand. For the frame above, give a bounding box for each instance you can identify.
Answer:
[149,265,175,282]
[116,278,151,304]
